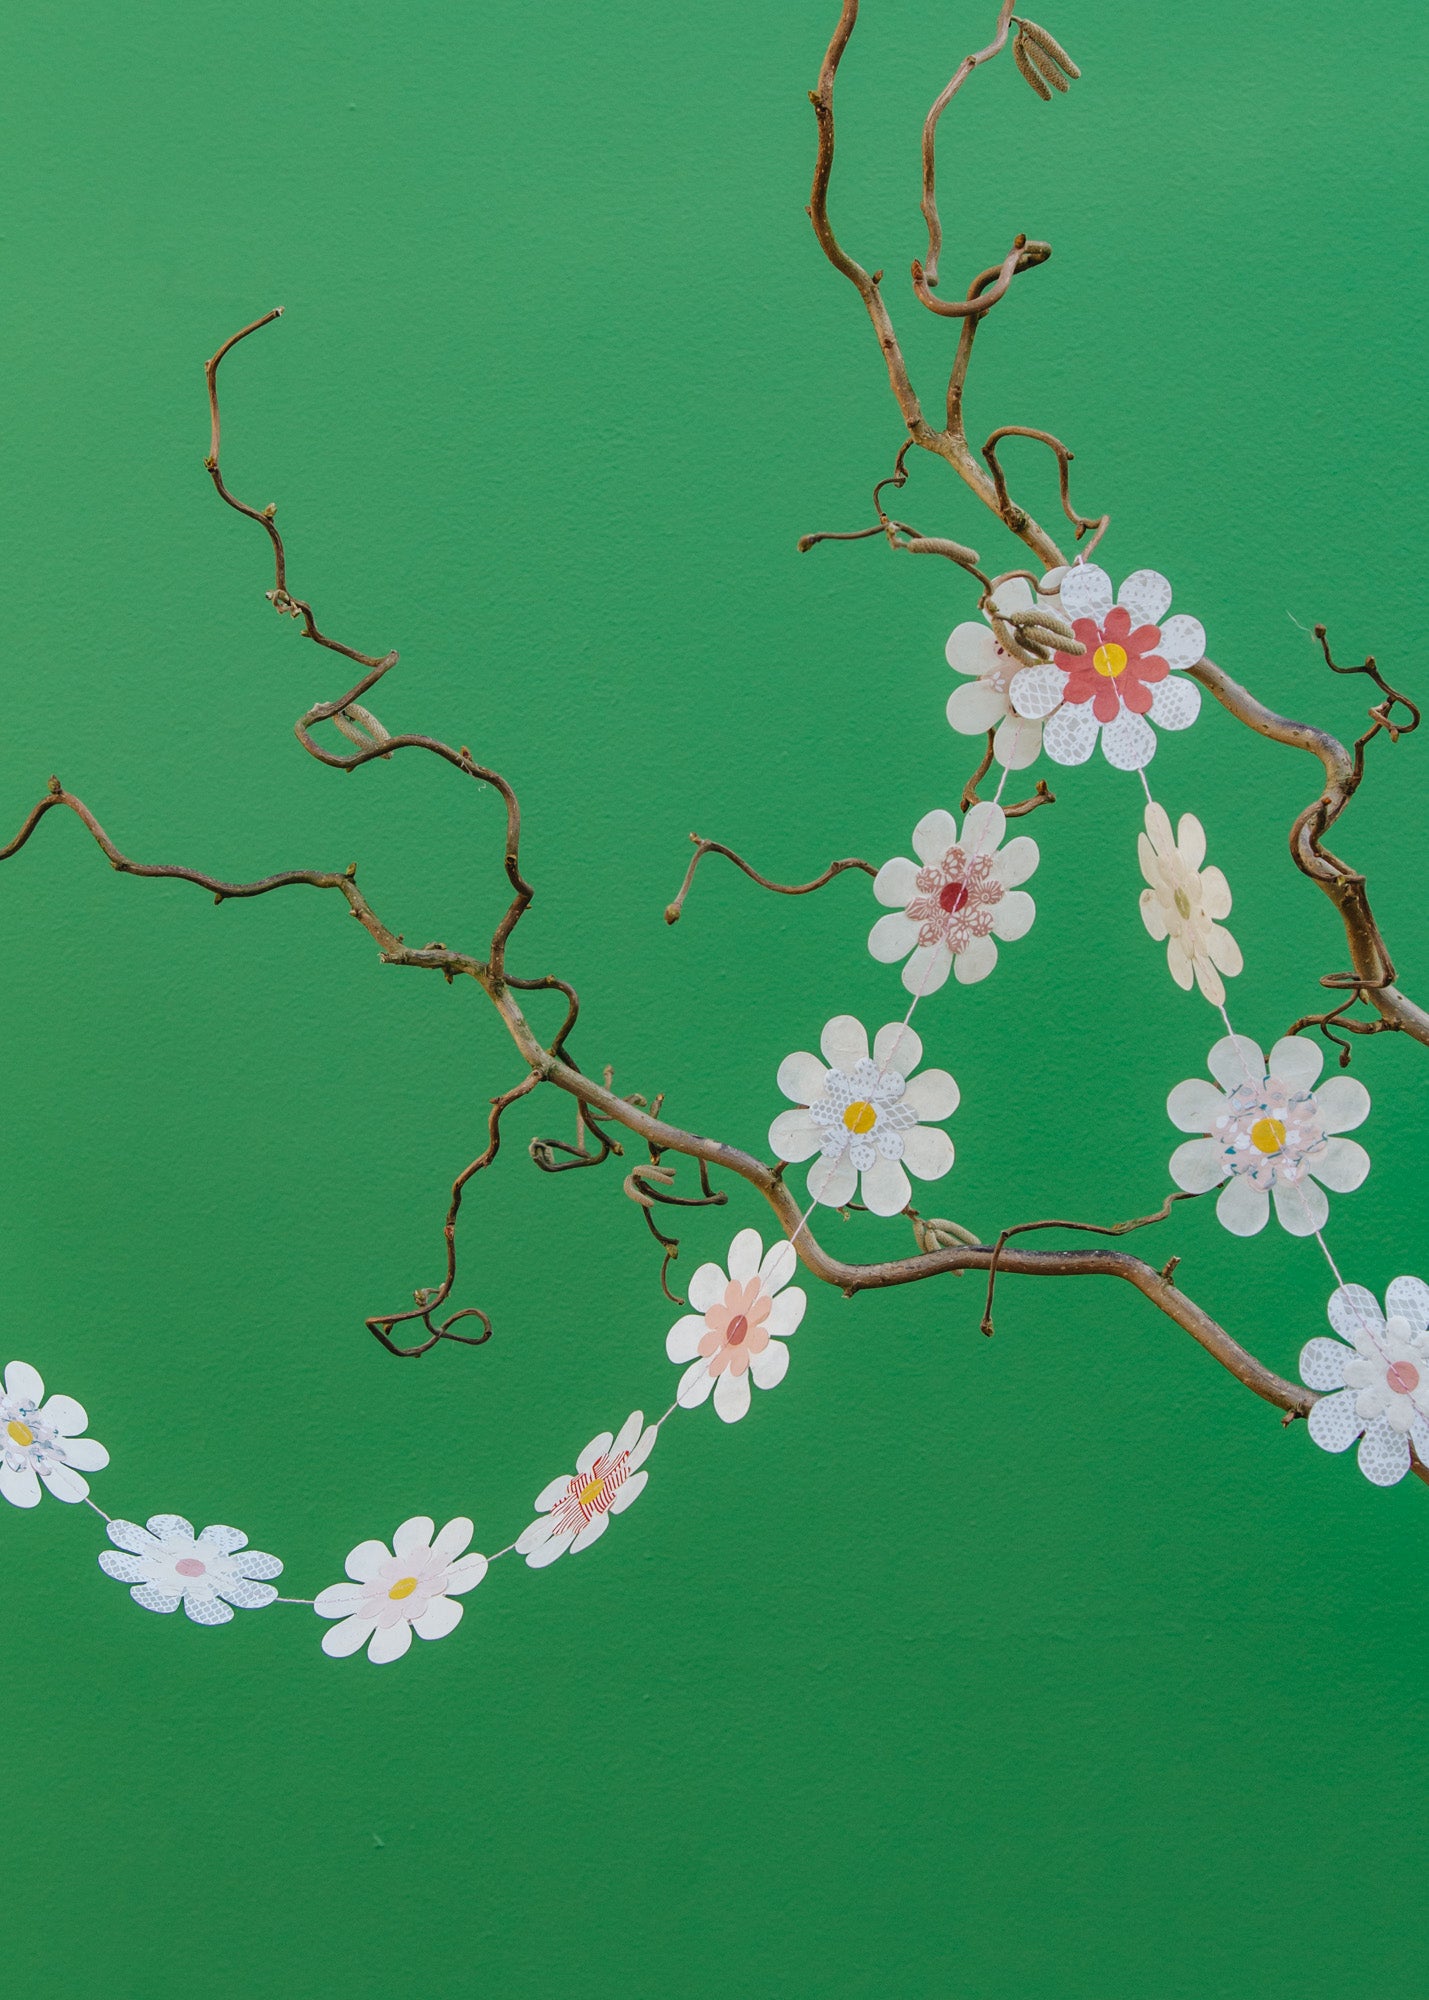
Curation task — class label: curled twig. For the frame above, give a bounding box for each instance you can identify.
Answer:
[980,1189,1205,1337]
[982,426,1109,559]
[666,835,875,925]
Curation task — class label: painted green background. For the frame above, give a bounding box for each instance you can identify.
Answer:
[1,2,1425,1994]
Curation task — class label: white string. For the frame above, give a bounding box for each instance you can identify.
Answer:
[83,1495,112,1524]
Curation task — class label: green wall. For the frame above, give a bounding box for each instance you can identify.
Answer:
[2,3,1425,1994]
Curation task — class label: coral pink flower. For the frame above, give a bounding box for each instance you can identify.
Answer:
[667,1228,806,1423]
[1057,601,1168,720]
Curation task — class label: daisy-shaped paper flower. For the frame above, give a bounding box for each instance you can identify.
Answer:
[315,1516,487,1664]
[1010,564,1204,771]
[945,570,1068,770]
[869,804,1038,994]
[770,1015,958,1216]
[666,1227,806,1423]
[0,1360,108,1508]
[1137,803,1242,1005]
[1300,1278,1429,1486]
[516,1411,657,1569]
[98,1515,282,1625]
[1167,1033,1369,1236]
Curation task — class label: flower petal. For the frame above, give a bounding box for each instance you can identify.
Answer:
[106,1517,160,1556]
[1313,1075,1370,1135]
[59,1436,109,1472]
[872,857,919,909]
[1042,701,1099,765]
[872,1020,922,1076]
[1156,613,1206,670]
[130,1585,182,1615]
[768,1107,823,1163]
[820,1015,869,1072]
[213,1577,277,1611]
[1310,1137,1369,1193]
[429,1516,474,1565]
[315,1582,370,1618]
[1146,674,1201,731]
[1204,924,1242,978]
[902,1068,959,1121]
[953,934,998,985]
[183,1593,235,1627]
[1140,890,1170,942]
[727,1229,762,1282]
[1116,569,1173,626]
[945,621,1000,677]
[570,1511,612,1555]
[611,1409,645,1460]
[1101,708,1157,770]
[1059,563,1114,622]
[146,1514,194,1544]
[1307,1387,1365,1454]
[960,801,1006,856]
[687,1261,728,1313]
[1199,864,1232,920]
[900,1125,954,1181]
[946,679,1007,733]
[231,1550,282,1581]
[608,1467,648,1514]
[37,1394,88,1437]
[0,1461,41,1509]
[677,1357,716,1408]
[911,810,959,866]
[345,1539,392,1584]
[1167,1078,1226,1133]
[1169,1137,1227,1193]
[393,1517,436,1560]
[808,1152,858,1208]
[901,943,951,996]
[861,1155,911,1216]
[413,1593,464,1641]
[576,1432,614,1476]
[1167,937,1196,992]
[766,1287,806,1339]
[989,890,1035,941]
[713,1367,752,1424]
[776,1051,827,1105]
[1217,1175,1269,1236]
[759,1238,798,1292]
[987,576,1036,614]
[4,1361,44,1406]
[37,1463,89,1504]
[443,1552,488,1597]
[1267,1036,1323,1093]
[1385,1276,1429,1333]
[1357,1414,1411,1487]
[1009,660,1071,721]
[1207,1035,1265,1091]
[868,910,920,965]
[1300,1337,1351,1392]
[1327,1284,1383,1343]
[1190,954,1226,1008]
[991,835,1039,888]
[367,1619,414,1665]
[320,1613,376,1657]
[749,1340,789,1392]
[1272,1177,1329,1237]
[98,1550,150,1584]
[666,1313,708,1363]
[992,712,1042,770]
[196,1524,249,1555]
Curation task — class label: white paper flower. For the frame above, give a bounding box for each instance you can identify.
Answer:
[666,1227,806,1423]
[770,1015,958,1216]
[1167,1033,1369,1236]
[1009,564,1204,771]
[1300,1278,1429,1486]
[0,1360,108,1508]
[315,1516,488,1663]
[945,569,1068,769]
[1137,803,1242,1005]
[98,1515,282,1624]
[869,804,1038,994]
[516,1411,657,1569]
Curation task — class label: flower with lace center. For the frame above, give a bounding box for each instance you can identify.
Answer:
[99,1515,282,1625]
[666,1227,806,1423]
[869,804,1038,995]
[1137,802,1242,1005]
[0,1359,108,1509]
[1167,1032,1370,1236]
[770,1014,958,1216]
[516,1410,657,1569]
[1300,1277,1429,1486]
[1009,564,1204,771]
[315,1515,488,1663]
[945,569,1068,770]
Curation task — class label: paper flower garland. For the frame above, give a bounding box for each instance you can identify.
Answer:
[667,1227,805,1422]
[1167,1033,1370,1236]
[1137,803,1242,1004]
[516,1411,657,1569]
[99,1515,282,1623]
[1010,565,1204,770]
[315,1515,488,1662]
[0,1360,108,1509]
[1300,1278,1429,1485]
[869,804,1038,994]
[770,1015,958,1215]
[945,570,1067,770]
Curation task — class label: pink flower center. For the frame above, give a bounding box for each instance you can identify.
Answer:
[726,1315,749,1346]
[938,880,970,914]
[1387,1360,1420,1396]
[175,1558,206,1578]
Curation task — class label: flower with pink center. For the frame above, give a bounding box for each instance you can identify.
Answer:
[98,1514,282,1625]
[666,1227,807,1423]
[516,1410,658,1568]
[1300,1277,1429,1486]
[870,803,1038,993]
[945,569,1068,770]
[1008,564,1204,771]
[315,1516,488,1663]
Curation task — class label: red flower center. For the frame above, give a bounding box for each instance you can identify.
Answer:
[726,1315,749,1345]
[938,880,970,913]
[1387,1360,1420,1396]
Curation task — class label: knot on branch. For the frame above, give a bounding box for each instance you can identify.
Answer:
[366,1301,493,1360]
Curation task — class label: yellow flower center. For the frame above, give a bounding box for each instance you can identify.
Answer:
[1173,886,1192,920]
[1250,1116,1287,1156]
[1093,643,1128,678]
[578,1475,604,1506]
[843,1100,877,1135]
[388,1575,419,1600]
[6,1420,34,1448]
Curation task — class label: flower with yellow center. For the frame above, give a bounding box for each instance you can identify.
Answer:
[1167,1032,1371,1236]
[769,1013,959,1217]
[516,1411,658,1568]
[0,1358,108,1510]
[315,1515,489,1664]
[1136,803,1242,1006]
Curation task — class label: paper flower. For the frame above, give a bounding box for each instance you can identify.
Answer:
[1167,1033,1369,1236]
[98,1515,282,1624]
[869,804,1038,994]
[0,1360,108,1508]
[1137,803,1242,1004]
[315,1516,488,1663]
[666,1226,806,1422]
[516,1411,657,1569]
[770,1015,958,1216]
[1010,564,1204,771]
[1300,1278,1429,1486]
[945,570,1067,770]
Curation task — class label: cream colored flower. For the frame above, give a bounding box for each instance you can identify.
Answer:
[1136,803,1242,1005]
